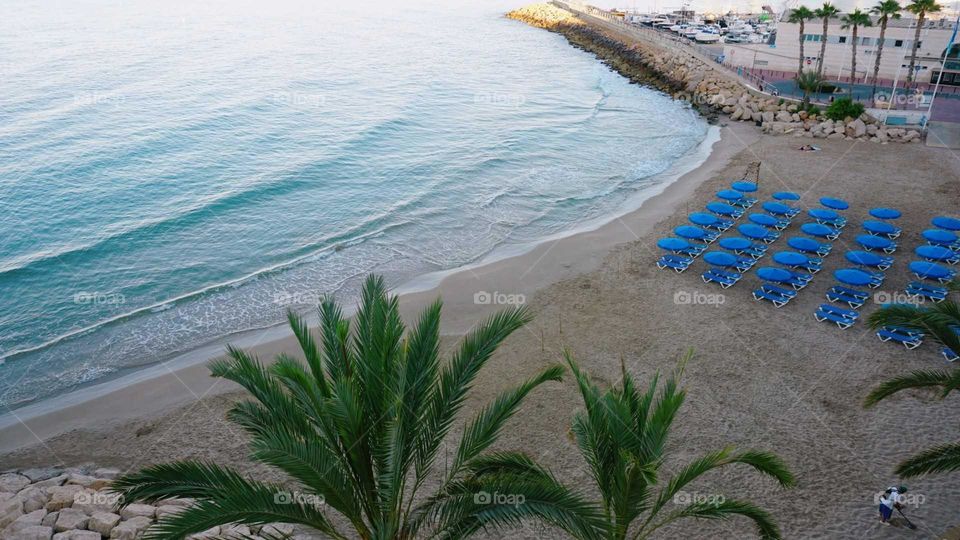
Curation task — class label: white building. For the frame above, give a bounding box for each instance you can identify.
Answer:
[723,11,960,86]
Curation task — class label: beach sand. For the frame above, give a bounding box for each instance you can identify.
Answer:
[3,122,960,539]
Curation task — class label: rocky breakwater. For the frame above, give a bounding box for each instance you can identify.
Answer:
[507,3,923,143]
[0,468,304,540]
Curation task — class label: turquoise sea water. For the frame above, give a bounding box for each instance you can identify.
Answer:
[0,0,708,409]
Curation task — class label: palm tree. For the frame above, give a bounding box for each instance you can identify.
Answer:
[815,3,842,78]
[109,275,594,540]
[472,351,796,539]
[870,0,902,98]
[905,0,943,84]
[797,70,824,108]
[788,7,817,79]
[841,9,873,92]
[864,282,960,477]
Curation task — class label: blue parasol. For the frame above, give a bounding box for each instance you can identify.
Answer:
[706,202,740,216]
[704,251,738,267]
[869,207,901,220]
[808,208,839,220]
[802,223,837,238]
[863,220,897,236]
[924,229,959,244]
[763,201,793,216]
[689,212,719,226]
[749,213,780,227]
[916,245,957,262]
[857,234,893,251]
[773,191,800,201]
[846,250,884,267]
[820,197,850,210]
[834,268,873,286]
[731,181,758,193]
[773,251,809,267]
[719,237,752,250]
[717,189,745,201]
[788,236,822,253]
[932,216,960,231]
[757,266,793,283]
[909,261,953,280]
[657,237,691,252]
[739,223,771,240]
[675,225,709,240]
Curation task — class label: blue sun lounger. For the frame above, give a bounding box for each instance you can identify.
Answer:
[861,269,885,289]
[702,268,742,288]
[905,281,948,303]
[945,347,959,362]
[814,304,860,329]
[752,284,797,307]
[732,255,758,272]
[657,254,693,273]
[876,326,924,349]
[781,270,812,290]
[826,286,869,309]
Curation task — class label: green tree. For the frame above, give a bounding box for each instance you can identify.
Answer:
[470,351,796,539]
[865,282,960,477]
[870,0,903,98]
[788,7,817,79]
[905,0,943,84]
[109,275,596,540]
[797,70,824,108]
[840,9,873,93]
[815,3,842,78]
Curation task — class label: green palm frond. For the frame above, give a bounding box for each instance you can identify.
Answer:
[864,368,960,406]
[895,442,960,477]
[115,274,563,540]
[639,499,782,540]
[558,350,793,540]
[451,365,565,477]
[867,301,960,353]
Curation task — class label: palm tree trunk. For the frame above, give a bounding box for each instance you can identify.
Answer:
[851,25,858,96]
[906,13,925,84]
[798,21,806,78]
[817,17,829,77]
[872,17,888,98]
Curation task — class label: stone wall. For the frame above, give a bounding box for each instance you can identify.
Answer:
[507,3,922,144]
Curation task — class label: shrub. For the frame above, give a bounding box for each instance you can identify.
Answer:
[824,97,865,121]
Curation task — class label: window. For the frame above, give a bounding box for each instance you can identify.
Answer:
[838,36,847,43]
[894,39,904,47]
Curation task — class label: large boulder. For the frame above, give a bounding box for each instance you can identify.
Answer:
[53,509,88,533]
[5,525,54,540]
[1,496,25,528]
[44,486,83,512]
[87,512,120,536]
[119,504,155,520]
[0,475,31,494]
[18,487,49,513]
[109,517,152,540]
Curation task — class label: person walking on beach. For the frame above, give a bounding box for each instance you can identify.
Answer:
[879,485,906,525]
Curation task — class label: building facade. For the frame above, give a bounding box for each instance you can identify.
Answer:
[723,12,959,86]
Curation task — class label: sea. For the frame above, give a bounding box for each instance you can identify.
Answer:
[0,0,710,409]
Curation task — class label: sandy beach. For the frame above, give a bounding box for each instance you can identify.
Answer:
[3,116,960,538]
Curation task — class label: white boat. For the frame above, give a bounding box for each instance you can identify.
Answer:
[683,26,701,38]
[695,30,721,43]
[695,33,721,43]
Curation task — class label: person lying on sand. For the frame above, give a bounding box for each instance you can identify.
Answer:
[798,145,821,152]
[879,485,906,525]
